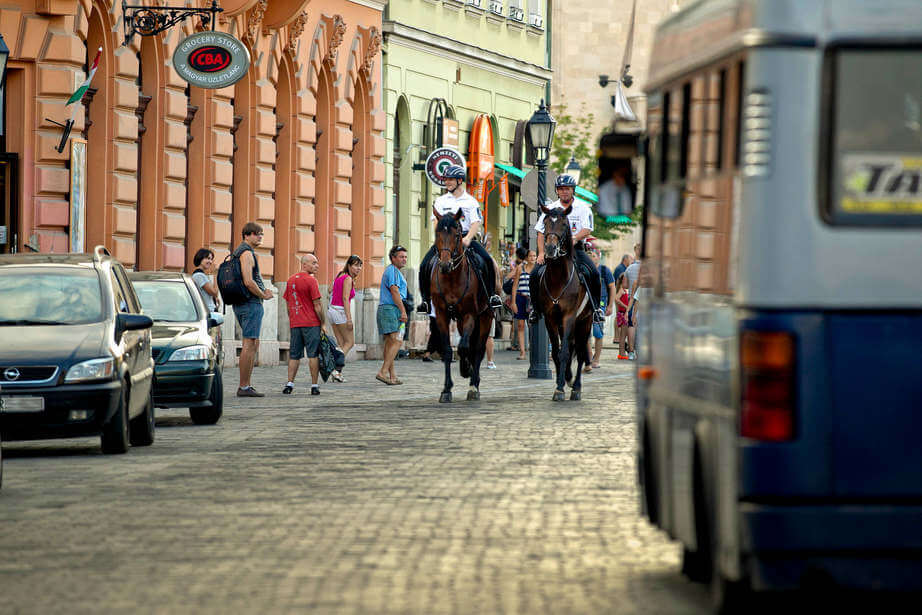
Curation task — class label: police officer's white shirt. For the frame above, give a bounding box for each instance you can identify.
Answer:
[432,190,483,234]
[534,197,594,235]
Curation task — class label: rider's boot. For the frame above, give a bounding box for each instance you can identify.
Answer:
[489,294,503,309]
[528,309,542,324]
[593,308,605,324]
[417,300,430,314]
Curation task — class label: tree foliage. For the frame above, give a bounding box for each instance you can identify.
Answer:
[549,103,641,240]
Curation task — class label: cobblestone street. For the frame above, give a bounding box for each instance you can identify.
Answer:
[1,351,710,614]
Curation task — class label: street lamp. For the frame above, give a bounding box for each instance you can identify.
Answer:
[565,156,581,185]
[526,100,556,380]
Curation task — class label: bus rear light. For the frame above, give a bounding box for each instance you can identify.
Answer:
[741,331,796,441]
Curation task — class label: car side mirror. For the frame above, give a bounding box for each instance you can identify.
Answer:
[116,313,153,341]
[207,312,224,328]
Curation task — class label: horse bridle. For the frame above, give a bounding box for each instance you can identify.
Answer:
[543,214,570,259]
[437,226,465,272]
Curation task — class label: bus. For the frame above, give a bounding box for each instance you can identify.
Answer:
[629,0,922,610]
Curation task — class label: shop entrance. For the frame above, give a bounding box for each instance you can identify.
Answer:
[0,153,18,253]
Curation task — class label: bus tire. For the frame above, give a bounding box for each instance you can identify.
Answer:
[642,426,660,524]
[683,446,712,583]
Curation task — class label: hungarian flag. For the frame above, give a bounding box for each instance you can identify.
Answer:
[67,47,102,106]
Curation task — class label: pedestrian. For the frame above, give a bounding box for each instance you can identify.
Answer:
[233,222,274,398]
[328,254,363,382]
[624,251,642,360]
[587,247,615,370]
[510,248,536,360]
[614,273,631,360]
[376,245,408,385]
[191,247,220,313]
[282,254,325,396]
[611,253,632,346]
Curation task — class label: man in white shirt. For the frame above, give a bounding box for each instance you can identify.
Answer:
[417,164,502,314]
[528,174,605,324]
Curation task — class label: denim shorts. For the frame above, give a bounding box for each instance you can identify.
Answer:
[290,326,321,360]
[377,303,401,336]
[592,322,604,339]
[233,300,264,339]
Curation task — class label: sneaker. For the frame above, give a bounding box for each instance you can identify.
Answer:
[417,301,430,314]
[331,371,344,383]
[237,386,265,397]
[617,355,629,360]
[486,361,497,369]
[421,354,434,363]
[628,352,636,360]
[311,387,320,396]
[282,384,293,395]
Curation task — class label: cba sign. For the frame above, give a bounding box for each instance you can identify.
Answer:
[173,32,250,89]
[425,147,465,187]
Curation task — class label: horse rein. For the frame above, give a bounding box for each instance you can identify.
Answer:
[542,259,576,305]
[437,229,465,272]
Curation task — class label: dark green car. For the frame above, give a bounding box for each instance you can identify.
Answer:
[128,272,225,425]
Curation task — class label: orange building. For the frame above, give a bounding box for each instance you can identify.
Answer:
[0,0,386,292]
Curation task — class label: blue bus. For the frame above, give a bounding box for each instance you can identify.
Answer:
[628,0,922,610]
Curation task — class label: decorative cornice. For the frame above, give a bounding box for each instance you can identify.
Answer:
[362,26,382,74]
[326,15,347,65]
[285,11,309,60]
[245,0,267,47]
[382,20,552,85]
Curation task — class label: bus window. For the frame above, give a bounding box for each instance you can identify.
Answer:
[680,82,691,179]
[717,68,726,171]
[734,60,746,168]
[661,92,671,183]
[828,48,922,226]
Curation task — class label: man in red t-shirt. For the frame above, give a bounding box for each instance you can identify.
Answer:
[282,253,326,395]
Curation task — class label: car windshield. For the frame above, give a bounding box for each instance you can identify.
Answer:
[0,267,104,325]
[133,280,200,322]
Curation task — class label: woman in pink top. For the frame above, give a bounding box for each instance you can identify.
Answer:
[328,255,363,381]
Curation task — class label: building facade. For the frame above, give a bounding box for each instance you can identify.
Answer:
[382,0,552,275]
[1,0,387,361]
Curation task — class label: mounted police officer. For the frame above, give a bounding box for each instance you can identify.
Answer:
[417,164,503,315]
[528,174,605,324]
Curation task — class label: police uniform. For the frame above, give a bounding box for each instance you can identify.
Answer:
[530,197,603,320]
[418,189,498,310]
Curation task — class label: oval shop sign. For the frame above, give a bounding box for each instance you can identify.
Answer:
[173,31,250,89]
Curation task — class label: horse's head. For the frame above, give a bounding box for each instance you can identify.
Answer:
[540,204,573,260]
[433,207,464,273]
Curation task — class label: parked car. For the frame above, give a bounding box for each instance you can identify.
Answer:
[128,271,225,425]
[0,247,154,453]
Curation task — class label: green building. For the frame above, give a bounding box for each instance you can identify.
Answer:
[382,0,553,279]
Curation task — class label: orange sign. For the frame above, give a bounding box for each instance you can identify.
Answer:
[499,173,510,207]
[467,115,495,182]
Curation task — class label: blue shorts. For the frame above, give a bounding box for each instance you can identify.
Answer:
[233,300,264,339]
[290,326,321,360]
[377,303,401,336]
[514,294,530,320]
[592,322,604,339]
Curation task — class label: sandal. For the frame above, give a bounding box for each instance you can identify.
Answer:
[375,374,390,385]
[390,378,403,385]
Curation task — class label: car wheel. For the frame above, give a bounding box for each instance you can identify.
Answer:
[101,383,130,454]
[129,388,155,447]
[190,367,223,425]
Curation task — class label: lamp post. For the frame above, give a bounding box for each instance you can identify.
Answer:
[566,156,581,185]
[526,100,556,380]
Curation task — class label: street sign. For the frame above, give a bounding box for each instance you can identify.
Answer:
[520,168,558,210]
[172,31,250,89]
[425,147,465,187]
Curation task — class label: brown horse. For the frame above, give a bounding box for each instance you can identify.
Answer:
[430,208,494,403]
[533,205,593,401]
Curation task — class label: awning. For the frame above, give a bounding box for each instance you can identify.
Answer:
[494,162,599,205]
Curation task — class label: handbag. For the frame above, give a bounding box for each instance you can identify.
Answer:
[502,276,514,295]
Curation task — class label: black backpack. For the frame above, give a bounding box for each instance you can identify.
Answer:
[217,251,251,306]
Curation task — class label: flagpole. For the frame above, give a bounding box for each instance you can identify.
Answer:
[55,46,102,153]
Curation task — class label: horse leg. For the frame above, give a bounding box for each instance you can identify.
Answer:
[457,315,474,378]
[570,319,590,401]
[439,322,453,403]
[467,316,489,401]
[555,321,572,401]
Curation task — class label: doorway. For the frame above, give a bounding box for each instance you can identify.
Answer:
[0,154,18,254]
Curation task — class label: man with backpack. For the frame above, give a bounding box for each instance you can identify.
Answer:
[226,222,274,397]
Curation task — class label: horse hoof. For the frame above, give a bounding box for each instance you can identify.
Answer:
[439,392,452,403]
[552,390,566,401]
[570,390,582,401]
[467,388,480,401]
